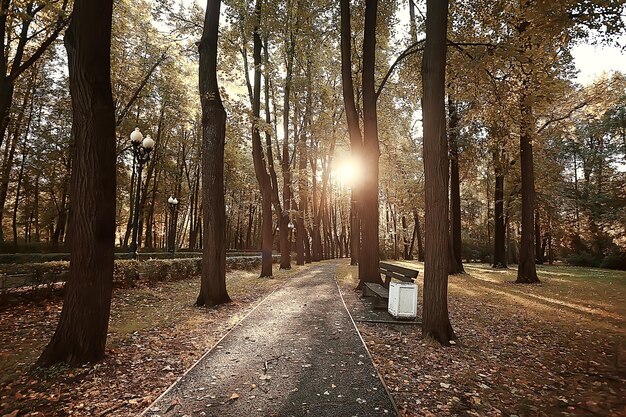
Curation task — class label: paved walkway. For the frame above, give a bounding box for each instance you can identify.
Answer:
[142,260,396,417]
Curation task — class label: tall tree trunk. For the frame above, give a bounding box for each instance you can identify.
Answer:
[492,150,507,268]
[52,180,68,250]
[188,167,200,249]
[421,0,455,345]
[340,0,362,268]
[310,147,321,262]
[296,133,307,265]
[246,201,255,249]
[402,214,412,260]
[573,150,580,235]
[11,80,35,245]
[516,91,539,283]
[447,96,464,273]
[279,12,297,269]
[0,73,33,241]
[12,148,26,245]
[0,79,14,155]
[262,37,289,270]
[196,0,231,306]
[0,0,68,153]
[359,0,382,287]
[33,174,40,242]
[534,209,544,264]
[251,0,273,277]
[122,164,135,248]
[412,209,425,262]
[38,0,116,366]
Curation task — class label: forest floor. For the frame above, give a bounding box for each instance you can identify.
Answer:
[0,263,314,417]
[1,260,624,417]
[337,261,626,417]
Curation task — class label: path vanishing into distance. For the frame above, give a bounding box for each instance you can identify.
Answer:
[142,260,397,417]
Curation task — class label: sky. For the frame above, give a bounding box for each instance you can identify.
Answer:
[572,43,626,85]
[179,0,624,86]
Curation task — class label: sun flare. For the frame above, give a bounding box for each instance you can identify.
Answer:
[336,156,360,186]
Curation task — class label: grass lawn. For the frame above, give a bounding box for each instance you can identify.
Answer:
[337,261,626,416]
[0,263,313,416]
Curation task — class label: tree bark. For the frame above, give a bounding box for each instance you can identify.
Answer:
[262,37,289,270]
[251,0,273,277]
[447,96,464,274]
[196,0,231,307]
[12,147,26,245]
[516,91,539,283]
[411,209,424,262]
[492,151,507,268]
[12,95,34,245]
[0,0,69,153]
[38,0,116,366]
[534,209,543,264]
[295,131,308,265]
[340,0,362,268]
[421,0,455,345]
[0,70,34,241]
[359,0,382,287]
[279,12,297,269]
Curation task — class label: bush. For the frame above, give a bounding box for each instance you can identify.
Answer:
[462,239,492,263]
[140,258,201,283]
[599,253,626,271]
[566,251,601,268]
[0,253,71,264]
[1,254,280,297]
[0,242,68,254]
[0,251,269,264]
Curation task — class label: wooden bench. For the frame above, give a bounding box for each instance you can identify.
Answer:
[379,262,419,286]
[362,262,420,309]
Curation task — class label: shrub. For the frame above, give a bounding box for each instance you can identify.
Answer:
[1,254,280,296]
[114,260,141,286]
[0,253,71,264]
[462,239,491,263]
[599,253,626,271]
[0,242,68,254]
[566,251,601,268]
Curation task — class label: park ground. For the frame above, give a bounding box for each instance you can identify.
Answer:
[1,260,625,416]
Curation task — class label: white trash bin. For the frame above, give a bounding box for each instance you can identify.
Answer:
[387,282,418,319]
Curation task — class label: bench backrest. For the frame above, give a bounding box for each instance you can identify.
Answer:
[379,261,419,282]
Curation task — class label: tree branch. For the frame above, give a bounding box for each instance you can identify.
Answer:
[375,39,425,100]
[115,53,168,127]
[9,0,70,82]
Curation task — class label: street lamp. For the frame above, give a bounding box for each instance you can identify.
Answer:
[167,196,179,254]
[129,128,155,259]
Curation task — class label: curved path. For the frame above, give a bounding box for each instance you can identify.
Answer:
[142,260,396,417]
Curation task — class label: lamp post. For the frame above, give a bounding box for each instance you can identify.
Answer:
[129,128,155,259]
[167,196,179,254]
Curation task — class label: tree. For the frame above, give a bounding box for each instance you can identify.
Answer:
[339,0,361,268]
[492,148,508,268]
[0,0,70,241]
[359,0,382,285]
[340,0,383,287]
[250,0,273,277]
[196,0,231,307]
[421,0,455,345]
[448,96,464,274]
[37,0,117,366]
